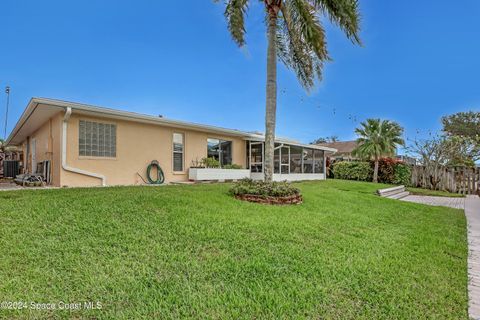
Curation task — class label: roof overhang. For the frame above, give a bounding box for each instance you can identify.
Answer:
[246,134,337,153]
[6,99,65,145]
[6,97,337,154]
[6,98,252,145]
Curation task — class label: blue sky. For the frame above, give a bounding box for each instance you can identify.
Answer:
[1,0,479,147]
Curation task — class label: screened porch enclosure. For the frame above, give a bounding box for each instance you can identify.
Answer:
[247,141,327,181]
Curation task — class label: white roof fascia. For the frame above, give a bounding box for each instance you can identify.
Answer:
[6,98,337,153]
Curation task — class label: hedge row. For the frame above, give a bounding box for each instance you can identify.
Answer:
[331,161,373,181]
[331,158,411,185]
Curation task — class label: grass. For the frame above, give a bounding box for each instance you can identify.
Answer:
[407,187,466,198]
[0,180,467,319]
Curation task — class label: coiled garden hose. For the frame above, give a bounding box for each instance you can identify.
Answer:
[146,160,165,184]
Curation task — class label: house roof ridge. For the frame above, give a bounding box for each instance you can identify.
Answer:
[6,97,337,153]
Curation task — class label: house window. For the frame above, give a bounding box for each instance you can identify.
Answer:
[79,120,116,157]
[207,138,232,166]
[173,133,184,172]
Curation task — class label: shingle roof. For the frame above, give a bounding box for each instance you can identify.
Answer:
[316,140,358,154]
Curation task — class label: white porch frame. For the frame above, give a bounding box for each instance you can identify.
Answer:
[247,140,327,181]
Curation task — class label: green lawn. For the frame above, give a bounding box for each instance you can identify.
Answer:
[407,187,466,198]
[0,180,467,319]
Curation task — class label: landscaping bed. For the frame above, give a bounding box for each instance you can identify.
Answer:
[234,193,303,205]
[229,178,302,205]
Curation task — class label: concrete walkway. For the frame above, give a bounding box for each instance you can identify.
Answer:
[0,181,55,191]
[466,195,480,319]
[401,195,466,209]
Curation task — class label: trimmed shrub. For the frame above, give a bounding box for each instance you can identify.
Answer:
[330,158,412,185]
[376,158,397,184]
[392,163,412,186]
[326,157,334,178]
[229,178,300,198]
[374,158,412,185]
[332,161,373,181]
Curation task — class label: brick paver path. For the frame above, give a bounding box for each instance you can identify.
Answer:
[401,195,480,318]
[466,196,480,319]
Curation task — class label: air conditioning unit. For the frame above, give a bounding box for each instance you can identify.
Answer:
[3,160,20,178]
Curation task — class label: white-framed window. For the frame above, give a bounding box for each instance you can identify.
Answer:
[173,133,184,172]
[79,120,116,157]
[207,138,232,166]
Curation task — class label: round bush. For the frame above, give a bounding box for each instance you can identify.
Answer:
[229,178,300,198]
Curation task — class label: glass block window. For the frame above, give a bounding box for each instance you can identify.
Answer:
[173,133,184,172]
[79,120,116,157]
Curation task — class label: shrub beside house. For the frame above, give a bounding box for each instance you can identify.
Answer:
[332,158,411,185]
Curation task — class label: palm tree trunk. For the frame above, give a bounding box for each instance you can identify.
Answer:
[373,157,379,183]
[264,9,277,182]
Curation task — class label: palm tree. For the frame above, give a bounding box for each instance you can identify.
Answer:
[216,0,361,181]
[353,119,405,183]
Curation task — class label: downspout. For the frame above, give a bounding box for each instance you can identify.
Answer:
[62,107,107,186]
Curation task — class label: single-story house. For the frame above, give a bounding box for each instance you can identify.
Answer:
[5,98,336,187]
[316,140,359,162]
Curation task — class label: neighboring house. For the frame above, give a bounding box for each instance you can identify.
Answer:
[5,98,336,187]
[318,140,407,164]
[316,140,359,162]
[396,155,417,165]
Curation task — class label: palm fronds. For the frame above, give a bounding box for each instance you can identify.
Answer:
[218,0,249,47]
[353,119,405,160]
[218,0,361,90]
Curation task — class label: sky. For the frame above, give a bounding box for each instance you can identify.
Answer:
[1,0,480,149]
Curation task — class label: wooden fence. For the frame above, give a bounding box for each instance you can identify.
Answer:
[411,166,479,195]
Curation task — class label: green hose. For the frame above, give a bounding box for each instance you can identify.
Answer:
[146,160,165,184]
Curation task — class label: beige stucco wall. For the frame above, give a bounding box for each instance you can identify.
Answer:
[60,113,247,187]
[19,113,62,186]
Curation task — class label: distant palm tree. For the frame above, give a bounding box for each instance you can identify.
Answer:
[353,119,404,183]
[216,0,361,181]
